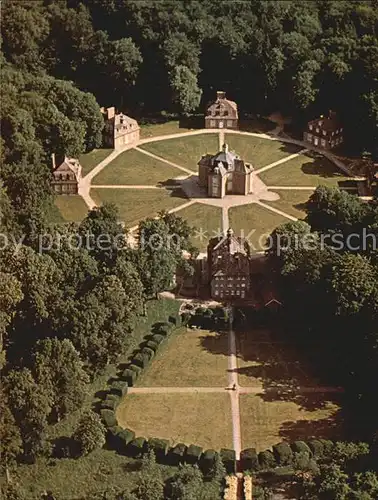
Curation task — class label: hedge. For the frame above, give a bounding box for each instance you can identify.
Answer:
[240,448,259,471]
[220,449,236,474]
[110,380,128,398]
[273,442,293,466]
[107,426,124,450]
[100,409,117,428]
[308,439,324,457]
[200,449,218,474]
[132,352,148,368]
[148,438,170,461]
[258,450,276,470]
[129,364,142,377]
[185,444,203,464]
[101,397,119,411]
[292,441,312,457]
[145,340,159,352]
[121,369,137,386]
[118,429,136,452]
[152,334,165,345]
[128,437,147,457]
[141,347,154,361]
[169,443,187,465]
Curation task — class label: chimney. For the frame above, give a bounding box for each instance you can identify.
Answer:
[107,107,115,120]
[217,91,226,100]
[51,153,56,170]
[222,143,229,153]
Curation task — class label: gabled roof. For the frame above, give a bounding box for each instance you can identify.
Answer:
[53,157,81,179]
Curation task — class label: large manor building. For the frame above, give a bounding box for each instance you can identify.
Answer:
[205,91,238,129]
[51,155,82,195]
[101,106,140,149]
[198,143,254,198]
[303,111,343,150]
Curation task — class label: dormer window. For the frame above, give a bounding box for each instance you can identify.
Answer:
[316,128,319,133]
[309,124,313,131]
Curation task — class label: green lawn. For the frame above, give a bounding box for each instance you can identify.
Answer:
[259,152,350,187]
[91,187,188,228]
[228,203,289,253]
[138,327,229,387]
[92,148,184,185]
[140,134,219,172]
[265,189,311,219]
[116,393,233,450]
[176,203,222,252]
[79,148,112,176]
[140,120,193,138]
[54,195,89,222]
[224,134,301,170]
[240,395,342,452]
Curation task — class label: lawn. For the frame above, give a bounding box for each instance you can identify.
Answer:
[240,394,342,452]
[224,134,301,170]
[140,134,219,172]
[258,152,351,187]
[116,393,233,450]
[92,148,184,185]
[138,327,229,387]
[79,148,112,176]
[140,120,193,138]
[53,195,89,222]
[264,189,312,219]
[228,203,289,253]
[176,203,222,252]
[91,187,188,228]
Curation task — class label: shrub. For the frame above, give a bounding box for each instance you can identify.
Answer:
[101,396,119,411]
[169,443,187,465]
[152,334,165,345]
[132,352,147,368]
[240,448,259,471]
[308,439,324,457]
[185,444,203,464]
[319,439,335,457]
[273,442,293,466]
[121,369,137,386]
[258,450,276,470]
[117,428,136,453]
[200,449,217,474]
[73,411,106,456]
[141,347,154,361]
[148,438,169,461]
[220,449,236,474]
[107,425,124,450]
[154,322,172,336]
[129,364,142,377]
[145,340,158,352]
[292,441,311,457]
[128,437,147,457]
[168,314,177,325]
[110,380,128,398]
[100,409,117,428]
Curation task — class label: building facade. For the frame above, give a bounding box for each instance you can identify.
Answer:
[205,91,238,129]
[51,155,82,195]
[207,229,251,299]
[101,107,140,149]
[198,143,254,198]
[303,111,343,150]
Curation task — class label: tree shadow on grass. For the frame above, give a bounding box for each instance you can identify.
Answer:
[278,409,344,442]
[301,156,346,182]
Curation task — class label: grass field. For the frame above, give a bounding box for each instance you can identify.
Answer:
[265,189,311,219]
[140,134,219,172]
[258,152,350,187]
[54,195,89,222]
[176,203,223,252]
[240,394,342,452]
[92,148,183,185]
[79,148,112,176]
[116,393,233,450]
[138,327,229,387]
[91,187,188,227]
[228,203,289,253]
[140,120,193,138]
[224,134,301,170]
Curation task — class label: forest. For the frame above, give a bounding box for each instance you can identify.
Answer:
[1,1,378,498]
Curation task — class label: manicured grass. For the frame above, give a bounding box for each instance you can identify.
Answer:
[91,187,188,228]
[258,152,350,187]
[140,120,193,138]
[54,195,89,222]
[240,394,342,452]
[79,148,112,176]
[228,203,289,253]
[138,327,229,387]
[140,134,219,172]
[224,134,301,170]
[235,328,321,389]
[176,203,223,252]
[92,148,184,185]
[116,393,233,450]
[264,189,311,219]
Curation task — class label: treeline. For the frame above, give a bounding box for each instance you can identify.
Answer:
[268,187,378,438]
[0,207,195,469]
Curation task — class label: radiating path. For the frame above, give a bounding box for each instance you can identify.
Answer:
[255,200,298,221]
[135,146,196,175]
[254,149,308,175]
